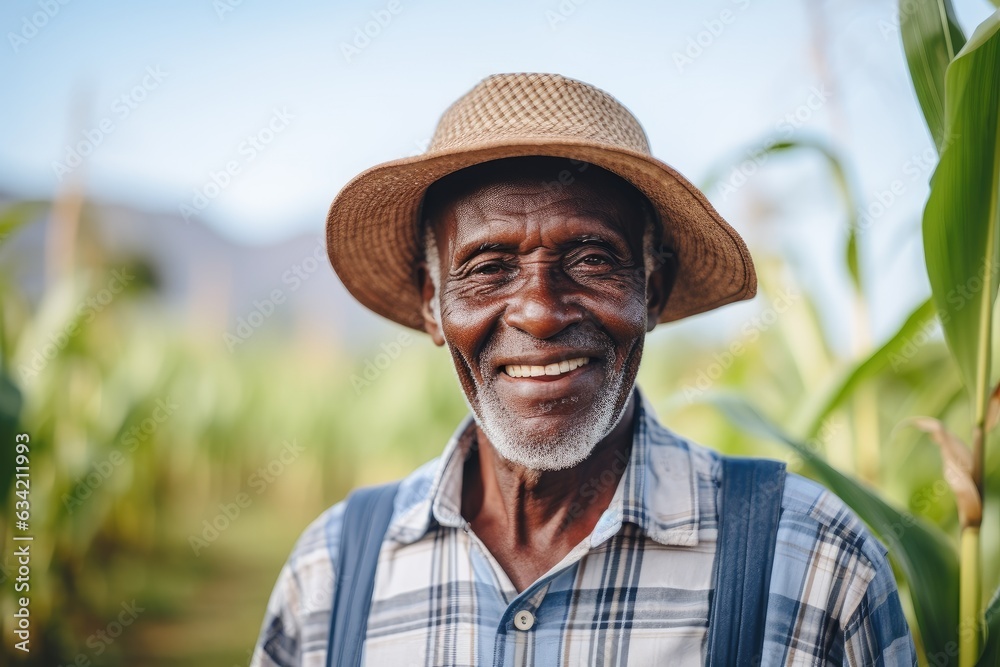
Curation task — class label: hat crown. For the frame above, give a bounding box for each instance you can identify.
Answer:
[428,73,651,155]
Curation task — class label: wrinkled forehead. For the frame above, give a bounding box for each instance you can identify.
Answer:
[423,158,652,248]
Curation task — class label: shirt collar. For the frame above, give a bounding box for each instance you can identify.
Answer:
[386,387,701,548]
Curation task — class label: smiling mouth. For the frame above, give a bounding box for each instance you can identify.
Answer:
[503,357,591,378]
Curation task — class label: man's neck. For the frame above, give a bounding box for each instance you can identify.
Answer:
[460,395,636,589]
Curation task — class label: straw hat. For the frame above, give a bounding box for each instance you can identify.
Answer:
[326,73,756,330]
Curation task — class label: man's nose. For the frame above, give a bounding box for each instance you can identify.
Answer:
[503,264,584,339]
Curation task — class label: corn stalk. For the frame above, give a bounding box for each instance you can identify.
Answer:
[912,7,1000,665]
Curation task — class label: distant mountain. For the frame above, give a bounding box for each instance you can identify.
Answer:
[0,192,405,351]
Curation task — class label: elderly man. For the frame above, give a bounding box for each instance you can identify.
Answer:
[252,73,915,666]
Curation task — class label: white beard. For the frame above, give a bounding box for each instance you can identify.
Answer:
[447,330,635,471]
[473,377,633,471]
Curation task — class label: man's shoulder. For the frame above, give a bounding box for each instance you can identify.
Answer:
[768,470,893,632]
[674,432,888,571]
[286,497,346,571]
[777,471,887,568]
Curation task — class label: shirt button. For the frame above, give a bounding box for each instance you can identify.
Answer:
[513,610,535,631]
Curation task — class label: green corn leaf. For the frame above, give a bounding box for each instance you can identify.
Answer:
[709,394,960,664]
[899,0,967,151]
[923,9,1000,409]
[794,297,936,437]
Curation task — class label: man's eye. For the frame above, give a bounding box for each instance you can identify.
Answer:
[472,261,506,275]
[573,252,617,268]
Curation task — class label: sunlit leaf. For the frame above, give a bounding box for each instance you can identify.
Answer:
[923,9,1000,405]
[795,298,936,436]
[709,395,960,663]
[899,0,966,150]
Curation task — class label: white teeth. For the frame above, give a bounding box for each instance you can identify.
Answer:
[504,357,590,378]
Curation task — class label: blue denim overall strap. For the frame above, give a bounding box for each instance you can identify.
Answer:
[326,481,401,667]
[707,457,787,667]
[325,458,785,666]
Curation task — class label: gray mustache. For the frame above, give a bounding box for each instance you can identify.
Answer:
[479,325,615,371]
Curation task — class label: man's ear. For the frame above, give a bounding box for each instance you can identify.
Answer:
[417,262,446,346]
[645,251,677,332]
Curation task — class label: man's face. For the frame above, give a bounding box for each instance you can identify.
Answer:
[421,164,669,471]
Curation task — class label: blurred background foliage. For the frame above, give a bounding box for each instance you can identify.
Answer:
[1,162,998,665]
[1,2,999,666]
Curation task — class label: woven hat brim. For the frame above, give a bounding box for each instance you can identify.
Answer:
[326,138,756,331]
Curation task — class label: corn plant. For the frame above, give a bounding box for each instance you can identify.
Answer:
[902,2,998,664]
[709,3,1000,665]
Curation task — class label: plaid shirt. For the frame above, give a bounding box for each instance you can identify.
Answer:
[251,391,915,666]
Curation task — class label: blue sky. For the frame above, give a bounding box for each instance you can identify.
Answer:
[1,0,996,343]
